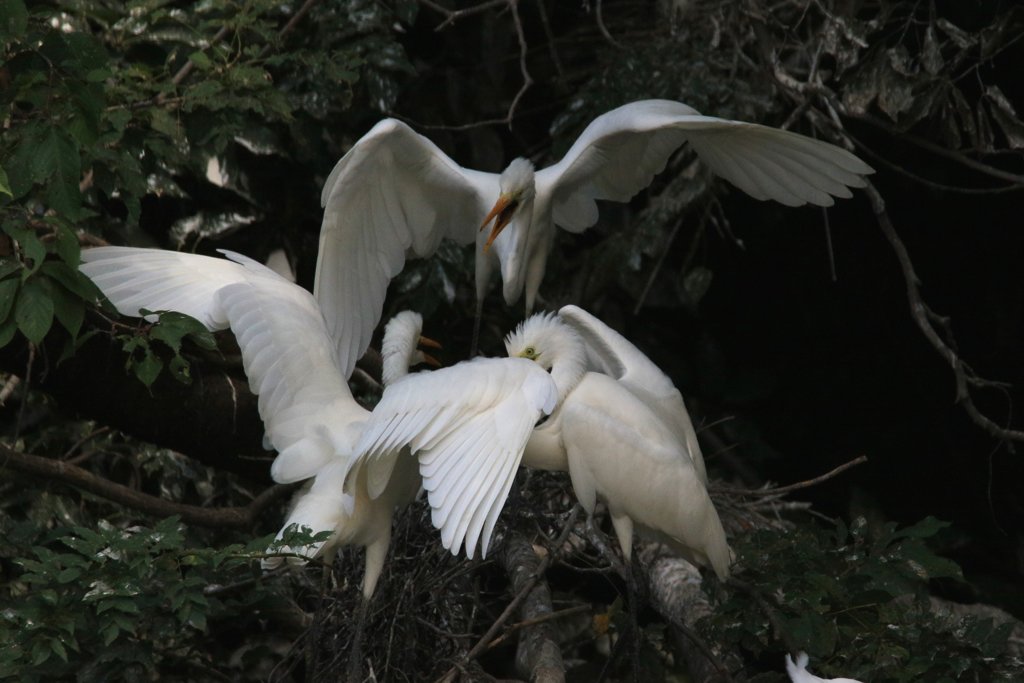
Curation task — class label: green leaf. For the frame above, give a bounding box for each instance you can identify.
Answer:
[3,222,45,274]
[40,261,103,302]
[168,354,193,384]
[52,224,81,267]
[149,311,217,351]
[188,51,213,70]
[48,279,85,338]
[130,343,163,387]
[15,277,54,343]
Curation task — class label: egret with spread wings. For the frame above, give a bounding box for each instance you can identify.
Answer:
[316,99,873,373]
[79,248,432,598]
[348,304,730,578]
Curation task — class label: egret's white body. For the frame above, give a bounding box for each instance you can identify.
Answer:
[506,311,731,578]
[315,99,873,374]
[78,247,424,598]
[348,304,729,577]
[785,652,864,683]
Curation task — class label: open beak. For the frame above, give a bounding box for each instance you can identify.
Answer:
[479,194,518,253]
[418,335,442,367]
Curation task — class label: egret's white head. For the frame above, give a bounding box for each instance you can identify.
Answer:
[480,157,536,252]
[503,313,585,370]
[381,311,441,386]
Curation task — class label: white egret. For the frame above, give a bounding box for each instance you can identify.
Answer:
[786,652,865,683]
[347,304,729,578]
[315,99,874,374]
[506,310,731,577]
[78,247,429,598]
[346,346,559,559]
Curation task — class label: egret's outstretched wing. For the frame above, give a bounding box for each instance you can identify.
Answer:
[558,304,707,483]
[316,119,497,378]
[214,253,368,483]
[351,356,557,558]
[80,247,367,484]
[79,247,248,328]
[537,99,874,233]
[561,373,730,578]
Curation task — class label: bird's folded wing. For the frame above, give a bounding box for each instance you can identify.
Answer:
[558,304,674,394]
[537,99,873,232]
[315,119,497,379]
[561,374,730,578]
[558,305,707,483]
[351,357,557,558]
[79,246,249,328]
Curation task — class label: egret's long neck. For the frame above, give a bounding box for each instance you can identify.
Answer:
[549,330,587,404]
[381,317,421,386]
[494,194,534,307]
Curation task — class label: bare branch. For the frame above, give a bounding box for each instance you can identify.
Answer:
[863,181,1024,447]
[0,443,296,528]
[433,506,582,683]
[712,455,869,498]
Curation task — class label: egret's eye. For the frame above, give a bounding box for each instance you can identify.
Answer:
[524,346,536,357]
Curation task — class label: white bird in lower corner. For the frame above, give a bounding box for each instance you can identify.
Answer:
[314,98,874,374]
[78,247,433,599]
[786,652,865,683]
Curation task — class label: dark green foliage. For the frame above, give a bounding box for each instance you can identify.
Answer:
[0,516,325,681]
[701,517,1023,681]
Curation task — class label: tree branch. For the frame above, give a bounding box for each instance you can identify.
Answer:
[863,181,1024,447]
[433,506,582,683]
[0,443,296,528]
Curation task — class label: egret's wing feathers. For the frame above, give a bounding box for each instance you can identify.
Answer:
[213,255,368,483]
[538,99,873,233]
[352,357,557,558]
[557,305,674,393]
[316,118,496,378]
[79,247,250,328]
[562,374,730,578]
[558,304,708,483]
[80,246,367,485]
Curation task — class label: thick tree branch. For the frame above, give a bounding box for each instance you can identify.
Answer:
[0,443,295,528]
[500,534,567,683]
[0,330,272,481]
[434,506,582,683]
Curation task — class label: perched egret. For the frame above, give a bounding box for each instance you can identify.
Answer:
[506,310,731,577]
[786,652,865,683]
[347,304,729,578]
[346,347,559,559]
[315,99,874,373]
[78,247,429,598]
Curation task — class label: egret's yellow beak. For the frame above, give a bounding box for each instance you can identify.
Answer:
[418,335,443,367]
[479,194,519,253]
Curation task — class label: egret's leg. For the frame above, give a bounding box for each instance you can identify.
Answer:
[347,538,388,681]
[588,513,642,682]
[470,295,484,357]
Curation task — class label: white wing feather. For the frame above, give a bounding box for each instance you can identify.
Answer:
[351,357,557,558]
[79,247,250,328]
[79,247,367,484]
[315,118,497,378]
[561,373,730,578]
[538,99,874,233]
[558,305,707,483]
